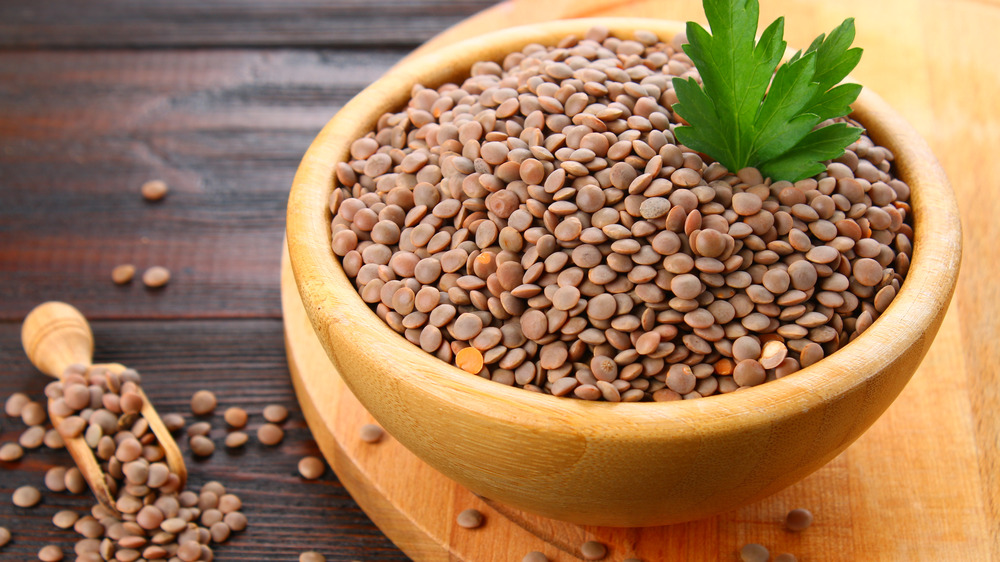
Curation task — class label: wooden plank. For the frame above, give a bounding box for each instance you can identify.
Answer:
[0,0,497,48]
[0,49,403,321]
[0,319,408,560]
[920,2,1000,558]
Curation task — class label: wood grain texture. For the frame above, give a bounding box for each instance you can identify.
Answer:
[0,0,996,558]
[0,0,496,48]
[0,49,404,321]
[286,17,961,528]
[0,320,408,560]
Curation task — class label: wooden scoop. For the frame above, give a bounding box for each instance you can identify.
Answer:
[21,301,187,515]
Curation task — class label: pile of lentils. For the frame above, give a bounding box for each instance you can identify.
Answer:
[26,365,247,560]
[329,25,913,402]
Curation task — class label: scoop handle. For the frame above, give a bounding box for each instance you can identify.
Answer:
[22,301,95,379]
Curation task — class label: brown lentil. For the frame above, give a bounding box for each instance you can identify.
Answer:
[225,431,249,448]
[298,456,326,480]
[262,404,289,423]
[359,423,384,443]
[141,266,170,289]
[786,507,814,531]
[38,545,64,561]
[5,392,30,417]
[162,412,185,432]
[190,434,215,456]
[140,179,169,201]
[64,467,85,494]
[45,466,68,491]
[740,543,770,562]
[0,526,8,547]
[190,390,217,415]
[19,425,45,448]
[331,27,913,401]
[0,442,24,461]
[111,264,136,285]
[257,423,284,446]
[300,552,326,562]
[523,552,549,562]
[581,540,608,560]
[52,509,80,529]
[13,485,41,507]
[21,401,46,426]
[456,508,484,529]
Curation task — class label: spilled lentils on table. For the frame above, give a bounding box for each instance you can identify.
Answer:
[329,26,914,401]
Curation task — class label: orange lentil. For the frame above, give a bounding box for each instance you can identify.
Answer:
[455,347,484,374]
[714,358,734,376]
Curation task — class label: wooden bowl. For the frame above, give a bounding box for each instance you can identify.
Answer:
[286,18,962,527]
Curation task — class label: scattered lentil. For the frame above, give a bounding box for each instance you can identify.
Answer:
[224,406,248,428]
[190,434,215,456]
[63,467,85,494]
[13,485,42,507]
[298,456,326,480]
[581,540,608,560]
[300,552,326,562]
[45,466,68,492]
[456,508,484,529]
[359,423,384,443]
[52,509,80,529]
[262,404,289,423]
[0,526,9,546]
[38,545,64,561]
[43,428,64,449]
[225,431,249,448]
[22,401,46,426]
[111,264,136,285]
[257,423,284,446]
[162,412,185,432]
[17,425,45,449]
[740,543,770,562]
[523,552,549,562]
[5,392,30,417]
[140,179,169,201]
[775,554,798,562]
[785,508,814,531]
[141,266,170,289]
[0,442,24,461]
[190,390,217,415]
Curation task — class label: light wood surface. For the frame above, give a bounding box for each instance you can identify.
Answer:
[20,302,188,514]
[286,16,961,528]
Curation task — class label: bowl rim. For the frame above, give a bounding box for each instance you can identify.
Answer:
[287,17,962,434]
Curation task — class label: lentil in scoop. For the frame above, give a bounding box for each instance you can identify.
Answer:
[330,26,913,401]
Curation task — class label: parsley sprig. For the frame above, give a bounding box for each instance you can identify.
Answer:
[672,0,864,182]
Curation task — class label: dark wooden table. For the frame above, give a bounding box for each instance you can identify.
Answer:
[0,2,497,559]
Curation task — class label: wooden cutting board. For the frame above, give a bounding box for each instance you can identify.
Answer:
[283,0,999,559]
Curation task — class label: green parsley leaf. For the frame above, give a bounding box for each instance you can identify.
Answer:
[672,0,864,182]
